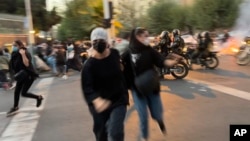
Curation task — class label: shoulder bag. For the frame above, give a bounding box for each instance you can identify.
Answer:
[129,51,159,96]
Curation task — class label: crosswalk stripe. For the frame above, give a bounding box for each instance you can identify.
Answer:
[0,78,54,141]
[186,77,250,101]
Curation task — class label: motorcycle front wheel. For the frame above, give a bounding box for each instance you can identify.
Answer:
[171,61,189,79]
[237,55,250,66]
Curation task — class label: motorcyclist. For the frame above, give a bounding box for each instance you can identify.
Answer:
[222,30,230,43]
[158,30,171,57]
[191,31,213,67]
[170,29,185,54]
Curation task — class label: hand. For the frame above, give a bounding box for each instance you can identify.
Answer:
[164,59,178,67]
[93,97,111,113]
[19,49,26,55]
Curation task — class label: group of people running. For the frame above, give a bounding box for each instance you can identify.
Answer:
[35,39,91,78]
[2,26,216,141]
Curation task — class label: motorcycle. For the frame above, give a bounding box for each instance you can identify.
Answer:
[184,50,219,69]
[161,53,189,79]
[154,43,189,79]
[236,37,250,65]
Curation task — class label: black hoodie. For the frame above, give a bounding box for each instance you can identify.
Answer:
[10,49,39,78]
[122,29,165,93]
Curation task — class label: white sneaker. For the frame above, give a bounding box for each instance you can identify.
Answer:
[62,75,68,79]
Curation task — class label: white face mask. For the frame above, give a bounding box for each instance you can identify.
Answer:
[143,38,150,46]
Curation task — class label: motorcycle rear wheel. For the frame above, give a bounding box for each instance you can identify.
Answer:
[171,61,189,79]
[205,56,219,69]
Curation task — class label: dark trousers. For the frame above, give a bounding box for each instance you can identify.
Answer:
[57,64,66,74]
[66,58,82,72]
[89,105,127,141]
[14,77,39,107]
[0,70,8,82]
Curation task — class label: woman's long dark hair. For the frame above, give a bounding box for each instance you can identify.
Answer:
[129,27,148,52]
[14,40,25,48]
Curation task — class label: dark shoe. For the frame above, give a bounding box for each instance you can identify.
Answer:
[158,121,167,135]
[6,107,19,117]
[37,95,44,107]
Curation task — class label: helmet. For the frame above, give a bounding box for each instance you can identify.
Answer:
[172,29,180,36]
[201,31,209,38]
[160,31,170,39]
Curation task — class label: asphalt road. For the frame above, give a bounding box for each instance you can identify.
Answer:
[0,55,249,141]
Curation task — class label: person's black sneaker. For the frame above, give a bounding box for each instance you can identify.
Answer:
[158,121,167,135]
[6,107,19,117]
[36,95,44,107]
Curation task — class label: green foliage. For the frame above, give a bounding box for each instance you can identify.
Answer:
[146,0,242,33]
[57,0,104,40]
[192,0,241,30]
[0,0,61,32]
[147,1,188,34]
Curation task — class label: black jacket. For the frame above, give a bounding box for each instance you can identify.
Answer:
[81,49,128,108]
[10,50,39,78]
[122,29,165,94]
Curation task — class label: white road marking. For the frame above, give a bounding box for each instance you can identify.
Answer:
[186,77,250,101]
[0,112,6,116]
[0,78,54,141]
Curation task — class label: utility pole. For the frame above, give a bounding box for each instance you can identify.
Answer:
[103,0,112,43]
[24,0,35,45]
[24,0,35,65]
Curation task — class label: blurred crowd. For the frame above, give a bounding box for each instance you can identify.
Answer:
[0,29,241,91]
[0,38,92,90]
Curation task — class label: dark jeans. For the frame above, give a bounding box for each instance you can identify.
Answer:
[89,105,127,141]
[0,70,8,82]
[14,76,39,108]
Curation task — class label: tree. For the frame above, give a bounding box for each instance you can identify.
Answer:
[115,0,147,31]
[57,0,104,40]
[144,0,242,34]
[146,1,186,34]
[0,0,61,32]
[191,0,241,30]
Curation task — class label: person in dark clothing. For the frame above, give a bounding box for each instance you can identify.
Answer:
[81,27,128,141]
[222,30,230,43]
[80,41,91,64]
[159,30,171,57]
[6,40,43,117]
[170,29,185,54]
[66,42,82,73]
[190,31,213,68]
[56,46,67,77]
[122,27,178,141]
[0,49,10,89]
